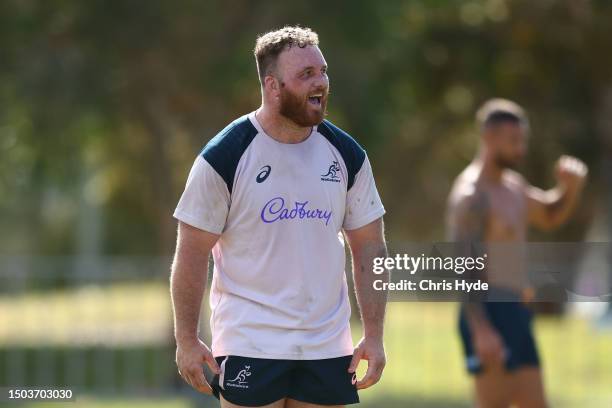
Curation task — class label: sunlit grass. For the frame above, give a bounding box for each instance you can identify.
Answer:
[354,302,612,407]
[3,284,612,407]
[21,396,192,408]
[0,281,172,346]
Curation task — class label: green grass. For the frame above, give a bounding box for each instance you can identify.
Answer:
[2,284,612,407]
[19,396,192,408]
[355,303,612,407]
[0,282,171,346]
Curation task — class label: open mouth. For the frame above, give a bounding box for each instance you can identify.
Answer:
[308,94,323,106]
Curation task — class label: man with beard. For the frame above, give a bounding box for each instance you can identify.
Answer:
[171,26,388,407]
[447,99,587,407]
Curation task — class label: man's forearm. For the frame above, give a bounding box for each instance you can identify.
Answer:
[352,242,388,339]
[464,302,490,330]
[170,250,209,346]
[455,241,490,331]
[545,185,582,228]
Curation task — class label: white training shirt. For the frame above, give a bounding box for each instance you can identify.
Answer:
[174,111,385,360]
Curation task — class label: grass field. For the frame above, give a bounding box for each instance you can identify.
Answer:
[2,282,612,407]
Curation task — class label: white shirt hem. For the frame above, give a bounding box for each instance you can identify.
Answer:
[343,207,386,231]
[173,210,224,235]
[211,347,355,360]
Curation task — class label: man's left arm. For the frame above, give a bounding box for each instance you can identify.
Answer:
[344,217,388,390]
[527,155,588,231]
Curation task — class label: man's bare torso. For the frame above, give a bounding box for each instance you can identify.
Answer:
[447,163,529,292]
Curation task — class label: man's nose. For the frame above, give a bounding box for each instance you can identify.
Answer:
[312,73,329,89]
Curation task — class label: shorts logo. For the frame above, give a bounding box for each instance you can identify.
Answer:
[321,161,341,183]
[351,373,358,386]
[256,165,271,183]
[225,365,252,389]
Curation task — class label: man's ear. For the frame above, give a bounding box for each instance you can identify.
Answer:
[271,77,278,92]
[264,75,280,98]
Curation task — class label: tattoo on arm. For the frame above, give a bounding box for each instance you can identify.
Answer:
[353,240,388,339]
[450,190,489,319]
[451,190,489,243]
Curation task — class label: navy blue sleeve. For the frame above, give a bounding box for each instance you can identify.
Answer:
[200,115,258,194]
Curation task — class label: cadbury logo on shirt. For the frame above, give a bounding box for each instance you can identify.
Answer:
[260,197,332,226]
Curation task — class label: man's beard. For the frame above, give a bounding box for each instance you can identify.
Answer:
[279,85,327,127]
[495,154,521,170]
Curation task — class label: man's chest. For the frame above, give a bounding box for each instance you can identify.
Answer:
[486,185,527,240]
[228,138,348,229]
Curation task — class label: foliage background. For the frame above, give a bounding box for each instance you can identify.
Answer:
[2,0,610,256]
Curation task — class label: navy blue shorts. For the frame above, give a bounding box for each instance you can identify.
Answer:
[206,355,359,406]
[459,300,540,374]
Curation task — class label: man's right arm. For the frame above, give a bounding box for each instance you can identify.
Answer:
[449,189,489,326]
[448,188,505,368]
[170,221,221,394]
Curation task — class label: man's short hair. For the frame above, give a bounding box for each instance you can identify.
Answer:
[254,26,319,83]
[476,98,529,131]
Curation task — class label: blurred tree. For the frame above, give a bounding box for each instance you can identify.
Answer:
[0,0,610,259]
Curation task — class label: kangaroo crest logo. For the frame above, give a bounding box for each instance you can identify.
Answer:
[225,365,252,389]
[321,161,341,183]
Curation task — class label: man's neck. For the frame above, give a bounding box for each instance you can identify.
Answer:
[255,106,312,144]
[475,155,504,184]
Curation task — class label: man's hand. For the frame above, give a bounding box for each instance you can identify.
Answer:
[175,339,220,394]
[344,218,387,390]
[348,336,386,390]
[555,155,588,192]
[473,324,505,369]
[171,222,221,393]
[527,155,588,230]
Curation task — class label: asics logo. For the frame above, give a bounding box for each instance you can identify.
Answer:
[256,165,271,183]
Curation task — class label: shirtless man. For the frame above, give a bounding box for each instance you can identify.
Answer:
[446,99,587,407]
